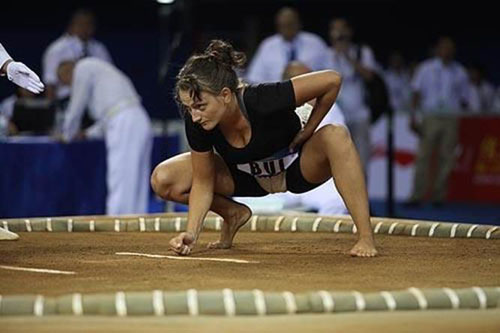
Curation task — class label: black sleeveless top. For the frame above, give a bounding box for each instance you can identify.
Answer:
[184,80,301,166]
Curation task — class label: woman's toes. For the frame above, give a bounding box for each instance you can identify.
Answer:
[207,240,231,249]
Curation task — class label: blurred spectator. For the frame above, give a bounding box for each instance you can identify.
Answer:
[270,61,348,215]
[245,7,329,83]
[408,37,470,205]
[58,58,152,215]
[383,51,412,112]
[42,9,112,102]
[465,64,495,113]
[493,87,500,114]
[0,88,53,136]
[0,91,16,137]
[326,17,378,174]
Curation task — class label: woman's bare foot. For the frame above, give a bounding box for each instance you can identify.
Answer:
[208,203,252,249]
[349,237,378,257]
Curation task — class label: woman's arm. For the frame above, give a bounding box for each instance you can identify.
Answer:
[289,70,342,150]
[169,149,215,255]
[187,150,215,238]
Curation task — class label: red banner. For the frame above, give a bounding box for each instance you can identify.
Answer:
[448,116,500,203]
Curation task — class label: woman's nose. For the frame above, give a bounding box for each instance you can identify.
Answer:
[191,110,202,123]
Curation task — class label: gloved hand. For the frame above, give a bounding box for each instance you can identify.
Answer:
[6,61,45,94]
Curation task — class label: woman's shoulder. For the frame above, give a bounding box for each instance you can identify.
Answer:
[243,80,293,95]
[242,80,295,114]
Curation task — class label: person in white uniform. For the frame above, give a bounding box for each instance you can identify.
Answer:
[246,7,330,83]
[326,18,378,174]
[383,51,412,113]
[465,64,496,113]
[408,37,469,205]
[43,9,112,101]
[0,43,44,240]
[58,58,152,215]
[493,87,500,114]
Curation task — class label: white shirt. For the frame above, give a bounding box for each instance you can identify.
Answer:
[384,68,412,112]
[63,58,140,141]
[246,31,330,83]
[0,43,12,73]
[411,58,469,114]
[466,80,496,113]
[0,94,16,136]
[0,94,16,120]
[322,103,346,127]
[42,34,112,98]
[327,45,377,122]
[492,87,500,114]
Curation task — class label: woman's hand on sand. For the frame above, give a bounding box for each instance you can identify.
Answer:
[169,232,196,256]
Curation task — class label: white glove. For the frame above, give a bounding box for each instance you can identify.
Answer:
[6,61,45,94]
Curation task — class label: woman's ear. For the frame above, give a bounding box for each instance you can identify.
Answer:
[220,87,232,104]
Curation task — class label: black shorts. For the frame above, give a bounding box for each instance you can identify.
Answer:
[229,150,329,197]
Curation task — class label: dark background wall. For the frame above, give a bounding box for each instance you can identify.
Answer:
[1,0,499,120]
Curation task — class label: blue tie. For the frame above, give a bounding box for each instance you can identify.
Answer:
[289,44,297,61]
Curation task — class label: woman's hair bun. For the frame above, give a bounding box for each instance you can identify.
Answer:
[204,39,246,69]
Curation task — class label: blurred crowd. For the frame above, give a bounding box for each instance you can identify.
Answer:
[2,7,500,139]
[1,6,499,215]
[240,7,500,209]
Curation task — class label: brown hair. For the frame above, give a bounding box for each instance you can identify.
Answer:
[175,40,246,114]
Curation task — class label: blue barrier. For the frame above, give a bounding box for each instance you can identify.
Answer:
[0,135,179,218]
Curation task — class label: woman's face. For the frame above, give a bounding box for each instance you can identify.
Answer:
[179,89,229,130]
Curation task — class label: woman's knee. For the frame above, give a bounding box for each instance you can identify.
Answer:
[151,154,192,200]
[317,124,351,147]
[150,164,177,200]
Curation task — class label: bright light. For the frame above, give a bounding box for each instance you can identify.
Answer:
[157,0,175,4]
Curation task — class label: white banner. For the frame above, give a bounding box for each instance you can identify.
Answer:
[368,113,419,200]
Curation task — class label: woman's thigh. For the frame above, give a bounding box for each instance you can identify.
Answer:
[295,124,349,185]
[152,152,236,197]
